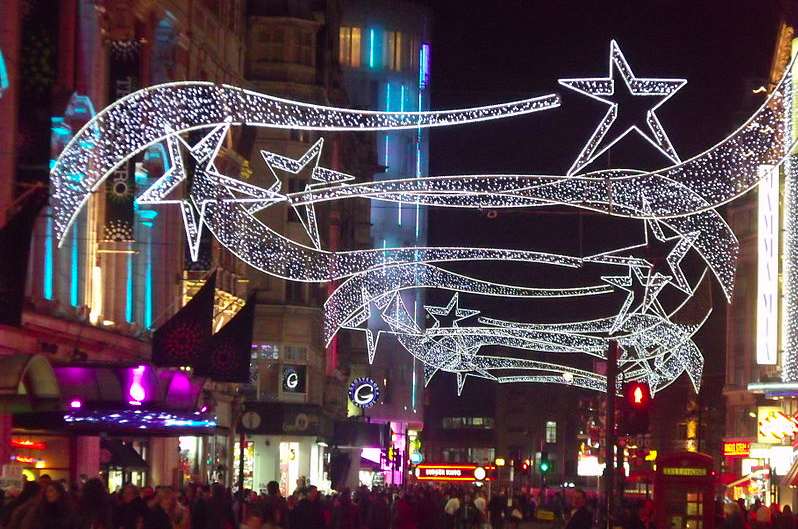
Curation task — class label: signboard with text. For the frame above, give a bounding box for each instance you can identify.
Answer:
[722,439,752,458]
[415,464,490,482]
[757,406,798,444]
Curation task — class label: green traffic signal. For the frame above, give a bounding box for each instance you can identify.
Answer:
[539,460,550,473]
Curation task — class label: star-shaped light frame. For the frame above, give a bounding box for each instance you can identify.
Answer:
[559,39,686,175]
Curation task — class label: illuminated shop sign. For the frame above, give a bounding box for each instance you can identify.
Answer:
[722,439,752,458]
[10,439,47,450]
[662,467,708,477]
[282,365,307,393]
[757,406,798,443]
[348,377,381,409]
[415,464,489,482]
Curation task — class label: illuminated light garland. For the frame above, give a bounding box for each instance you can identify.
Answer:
[51,83,561,242]
[559,40,686,175]
[48,41,793,396]
[64,409,217,431]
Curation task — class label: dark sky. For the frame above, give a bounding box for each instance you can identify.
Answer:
[423,1,781,398]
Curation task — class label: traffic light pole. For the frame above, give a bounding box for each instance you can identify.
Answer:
[604,340,619,529]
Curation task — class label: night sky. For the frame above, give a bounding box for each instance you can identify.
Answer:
[424,1,780,399]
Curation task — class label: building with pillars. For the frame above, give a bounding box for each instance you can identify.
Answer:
[0,0,249,489]
[722,9,798,507]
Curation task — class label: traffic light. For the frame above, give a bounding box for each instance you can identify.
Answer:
[539,452,551,474]
[520,459,531,474]
[621,382,651,435]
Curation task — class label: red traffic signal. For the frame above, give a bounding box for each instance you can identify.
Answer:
[621,382,651,435]
[625,382,650,408]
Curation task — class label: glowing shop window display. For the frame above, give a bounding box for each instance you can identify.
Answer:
[279,441,300,496]
[233,440,255,491]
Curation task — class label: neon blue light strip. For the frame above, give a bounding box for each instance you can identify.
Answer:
[145,250,152,328]
[415,90,423,239]
[370,29,376,68]
[70,221,79,307]
[125,253,134,323]
[44,213,53,300]
[0,50,9,93]
[384,83,390,169]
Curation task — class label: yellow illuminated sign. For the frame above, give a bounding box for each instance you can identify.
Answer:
[662,467,707,477]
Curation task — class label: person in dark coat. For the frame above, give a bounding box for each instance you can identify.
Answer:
[257,481,287,527]
[143,488,173,529]
[565,490,592,529]
[290,486,325,529]
[22,481,74,529]
[74,478,113,529]
[114,484,148,529]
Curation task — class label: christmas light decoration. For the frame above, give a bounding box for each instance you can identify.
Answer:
[64,409,216,431]
[559,40,686,175]
[48,41,798,396]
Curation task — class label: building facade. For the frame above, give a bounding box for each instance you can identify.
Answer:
[0,0,253,489]
[337,0,431,485]
[722,13,798,507]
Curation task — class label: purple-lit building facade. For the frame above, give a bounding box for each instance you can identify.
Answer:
[0,0,247,489]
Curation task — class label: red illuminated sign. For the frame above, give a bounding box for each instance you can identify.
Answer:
[722,439,751,458]
[415,464,491,482]
[10,439,46,450]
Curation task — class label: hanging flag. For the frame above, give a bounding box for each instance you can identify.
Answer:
[0,186,48,326]
[151,271,216,367]
[195,296,254,383]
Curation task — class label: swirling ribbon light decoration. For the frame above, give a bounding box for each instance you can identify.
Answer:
[49,40,797,395]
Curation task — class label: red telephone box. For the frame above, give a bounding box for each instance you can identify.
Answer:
[654,452,716,529]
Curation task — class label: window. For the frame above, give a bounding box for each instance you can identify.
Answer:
[339,26,361,68]
[298,29,313,66]
[252,343,279,361]
[284,345,307,362]
[262,27,285,62]
[384,31,402,71]
[286,282,305,304]
[545,421,557,444]
[442,417,495,429]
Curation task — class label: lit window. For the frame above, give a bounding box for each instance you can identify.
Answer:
[384,31,402,71]
[339,26,361,68]
[545,421,557,443]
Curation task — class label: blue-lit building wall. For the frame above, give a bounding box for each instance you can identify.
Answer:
[340,1,431,432]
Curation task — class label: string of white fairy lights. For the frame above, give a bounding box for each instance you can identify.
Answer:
[48,41,796,395]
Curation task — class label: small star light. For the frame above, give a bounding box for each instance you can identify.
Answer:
[559,39,686,175]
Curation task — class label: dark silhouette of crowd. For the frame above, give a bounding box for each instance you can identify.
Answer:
[0,473,605,529]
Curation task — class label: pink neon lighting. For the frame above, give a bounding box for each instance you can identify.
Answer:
[128,365,146,403]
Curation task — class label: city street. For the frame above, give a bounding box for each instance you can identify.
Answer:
[0,0,792,528]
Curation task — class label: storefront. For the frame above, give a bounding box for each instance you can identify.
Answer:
[238,402,334,493]
[2,355,222,491]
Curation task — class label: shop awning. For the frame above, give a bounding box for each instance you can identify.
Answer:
[780,457,798,488]
[100,439,147,469]
[0,354,60,413]
[724,474,752,489]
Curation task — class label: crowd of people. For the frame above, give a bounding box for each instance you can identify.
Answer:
[721,499,798,529]
[0,473,605,529]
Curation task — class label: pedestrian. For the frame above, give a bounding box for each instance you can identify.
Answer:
[290,485,325,529]
[444,494,461,529]
[22,481,73,529]
[257,481,287,528]
[564,489,592,529]
[331,489,357,529]
[488,490,507,529]
[2,482,41,529]
[143,488,173,529]
[114,483,148,529]
[73,478,113,529]
[366,491,391,529]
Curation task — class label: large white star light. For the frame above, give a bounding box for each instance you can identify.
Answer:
[559,39,686,175]
[261,138,354,250]
[602,267,670,334]
[136,124,283,261]
[425,292,480,329]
